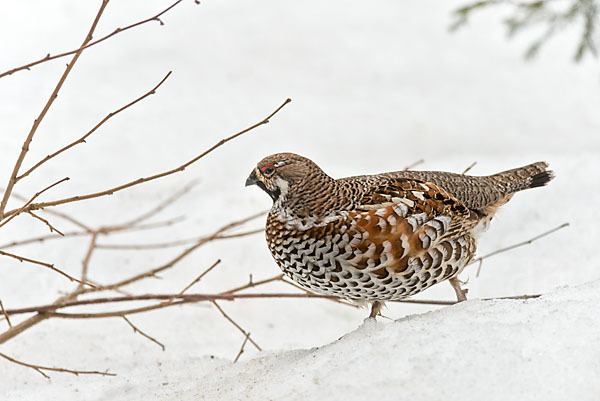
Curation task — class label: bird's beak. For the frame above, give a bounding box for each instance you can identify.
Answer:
[245,170,258,187]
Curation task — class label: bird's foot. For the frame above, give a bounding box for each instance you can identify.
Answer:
[449,277,468,302]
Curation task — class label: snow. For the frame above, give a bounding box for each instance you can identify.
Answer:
[192,281,600,401]
[1,0,599,400]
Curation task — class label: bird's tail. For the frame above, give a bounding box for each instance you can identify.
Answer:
[490,161,554,194]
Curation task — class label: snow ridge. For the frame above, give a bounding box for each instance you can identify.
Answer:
[194,281,600,401]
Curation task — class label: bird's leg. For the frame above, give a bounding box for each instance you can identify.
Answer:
[449,277,468,302]
[368,300,384,320]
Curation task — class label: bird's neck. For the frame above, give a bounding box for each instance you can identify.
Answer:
[270,174,339,224]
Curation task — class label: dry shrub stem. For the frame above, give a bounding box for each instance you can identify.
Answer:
[27,211,65,236]
[0,300,12,328]
[1,98,291,220]
[0,0,185,79]
[1,223,568,319]
[0,0,109,219]
[0,249,98,289]
[473,222,570,277]
[233,332,252,363]
[0,177,70,229]
[211,301,262,351]
[0,351,115,379]
[16,72,173,182]
[122,316,165,351]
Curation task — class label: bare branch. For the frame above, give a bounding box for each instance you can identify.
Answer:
[122,316,165,351]
[95,228,264,250]
[2,99,292,219]
[0,313,52,345]
[27,211,65,236]
[114,179,199,229]
[220,274,285,294]
[0,177,70,228]
[16,72,172,182]
[5,191,93,232]
[0,351,115,379]
[281,276,360,309]
[79,233,98,285]
[473,222,570,277]
[0,300,12,328]
[0,0,110,219]
[0,249,99,289]
[94,211,265,291]
[0,0,185,79]
[211,301,262,351]
[233,332,251,363]
[178,260,221,296]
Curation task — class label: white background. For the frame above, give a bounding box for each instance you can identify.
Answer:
[1,1,599,400]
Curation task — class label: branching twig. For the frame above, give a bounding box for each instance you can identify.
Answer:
[0,0,185,79]
[0,300,12,328]
[0,351,115,379]
[95,228,264,250]
[0,177,70,228]
[16,72,172,182]
[450,0,599,61]
[211,301,262,351]
[2,99,291,220]
[0,0,109,219]
[80,233,98,286]
[0,249,99,289]
[27,211,65,236]
[221,274,285,294]
[122,316,165,351]
[473,222,570,277]
[233,332,251,363]
[117,180,200,228]
[95,211,265,292]
[177,260,221,296]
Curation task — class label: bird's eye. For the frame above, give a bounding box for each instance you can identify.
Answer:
[263,166,275,175]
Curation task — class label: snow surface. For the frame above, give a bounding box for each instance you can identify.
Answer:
[1,0,599,400]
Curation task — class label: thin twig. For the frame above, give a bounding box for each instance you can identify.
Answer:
[7,190,94,232]
[0,0,109,219]
[0,177,70,228]
[474,222,569,277]
[95,228,264,250]
[0,351,115,379]
[117,179,199,228]
[0,300,12,328]
[221,274,285,294]
[17,72,172,182]
[94,211,265,292]
[178,260,221,296]
[404,159,425,171]
[0,0,185,79]
[79,233,98,286]
[281,276,360,308]
[27,211,65,236]
[122,316,165,351]
[3,293,337,315]
[462,161,477,175]
[2,99,291,220]
[0,249,99,289]
[211,301,262,351]
[233,332,251,363]
[0,219,185,249]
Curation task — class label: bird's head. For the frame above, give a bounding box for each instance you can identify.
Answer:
[245,153,329,205]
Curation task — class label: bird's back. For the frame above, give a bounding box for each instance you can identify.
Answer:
[341,161,553,213]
